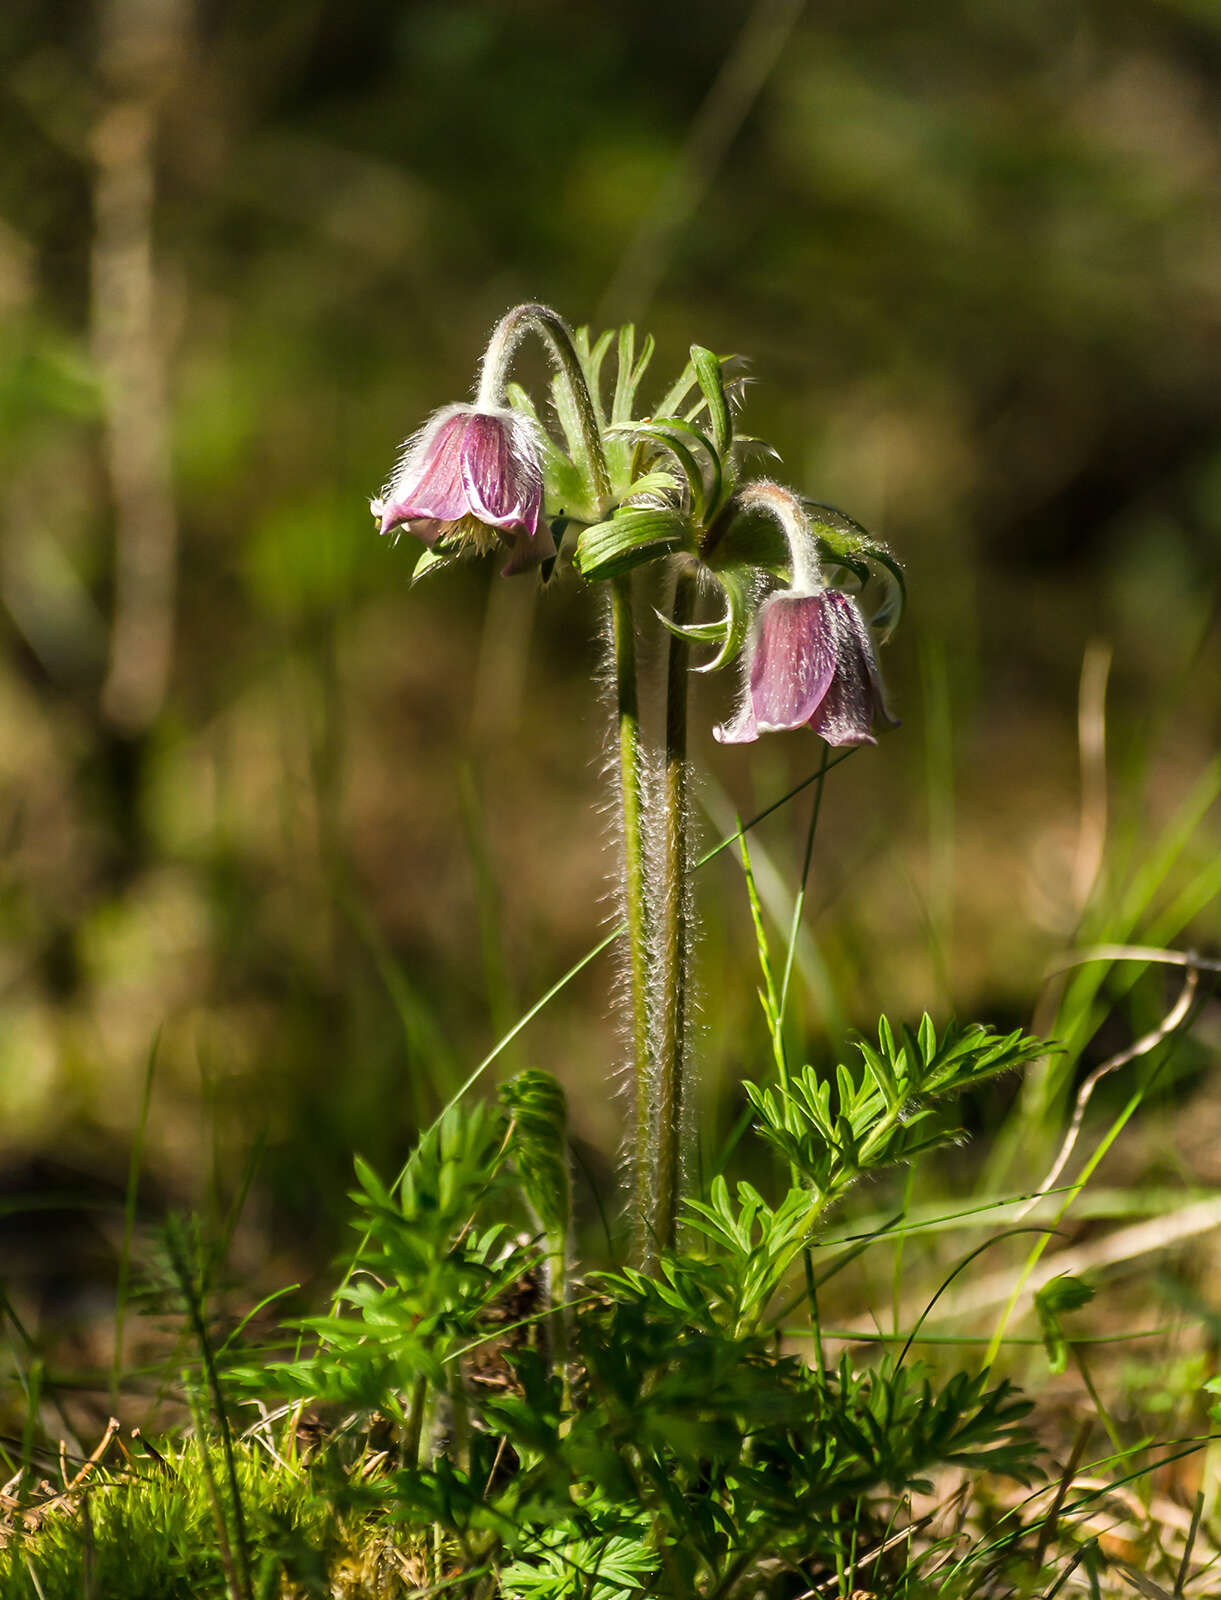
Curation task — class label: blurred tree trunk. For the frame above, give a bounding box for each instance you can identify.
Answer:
[92,0,189,733]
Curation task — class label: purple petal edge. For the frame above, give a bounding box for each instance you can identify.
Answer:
[713,696,759,744]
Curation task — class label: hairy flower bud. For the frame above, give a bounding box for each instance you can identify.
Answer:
[372,404,553,575]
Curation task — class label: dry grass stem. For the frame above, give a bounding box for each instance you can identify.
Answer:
[1017,965,1202,1220]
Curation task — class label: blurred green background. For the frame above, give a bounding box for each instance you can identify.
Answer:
[1,0,1218,1315]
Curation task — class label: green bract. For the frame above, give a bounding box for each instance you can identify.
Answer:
[575,506,696,580]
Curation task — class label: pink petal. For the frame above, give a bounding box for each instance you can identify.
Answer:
[378,411,471,535]
[713,694,759,744]
[806,662,877,746]
[460,414,542,536]
[806,593,894,745]
[749,592,837,731]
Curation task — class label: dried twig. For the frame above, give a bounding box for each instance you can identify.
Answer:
[1018,966,1200,1220]
[896,1194,1221,1328]
[4,1418,121,1539]
[1036,1421,1092,1570]
[1044,945,1221,978]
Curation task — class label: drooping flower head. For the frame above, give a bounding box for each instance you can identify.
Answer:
[372,404,553,575]
[705,481,895,747]
[714,586,895,746]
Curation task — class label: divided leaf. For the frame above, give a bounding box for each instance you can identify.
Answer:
[748,1016,1050,1205]
[499,1069,571,1246]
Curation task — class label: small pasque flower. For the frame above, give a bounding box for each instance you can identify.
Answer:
[714,587,895,746]
[372,404,553,575]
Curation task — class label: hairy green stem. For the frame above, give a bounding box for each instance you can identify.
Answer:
[611,576,653,1259]
[545,1224,572,1411]
[480,305,654,1272]
[476,302,612,511]
[651,564,697,1260]
[729,479,823,591]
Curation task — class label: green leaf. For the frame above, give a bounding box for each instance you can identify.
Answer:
[706,500,791,578]
[575,507,695,581]
[613,422,708,521]
[501,1532,657,1600]
[692,565,753,674]
[652,356,698,423]
[917,1013,937,1066]
[650,564,751,674]
[410,545,452,582]
[571,324,614,429]
[861,541,907,640]
[352,1154,393,1211]
[499,1069,571,1245]
[612,324,636,425]
[550,367,597,503]
[856,1038,899,1111]
[651,416,723,520]
[653,610,731,646]
[624,468,684,502]
[506,380,592,519]
[690,344,731,456]
[1035,1274,1095,1374]
[805,498,907,639]
[630,331,655,395]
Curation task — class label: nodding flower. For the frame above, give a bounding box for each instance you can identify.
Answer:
[714,586,895,747]
[372,404,553,575]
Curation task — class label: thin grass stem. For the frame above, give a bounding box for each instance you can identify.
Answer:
[776,747,830,1027]
[166,1221,253,1600]
[404,1372,429,1470]
[986,989,1200,1365]
[774,750,833,1369]
[113,1033,159,1413]
[183,1378,243,1600]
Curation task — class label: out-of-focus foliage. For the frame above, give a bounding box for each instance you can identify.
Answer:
[0,0,1217,1292]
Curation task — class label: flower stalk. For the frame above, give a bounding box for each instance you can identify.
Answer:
[477,303,612,512]
[371,304,901,1275]
[478,308,662,1247]
[610,575,653,1253]
[649,563,698,1263]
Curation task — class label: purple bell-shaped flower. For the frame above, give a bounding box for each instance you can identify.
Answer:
[373,404,553,575]
[714,587,895,746]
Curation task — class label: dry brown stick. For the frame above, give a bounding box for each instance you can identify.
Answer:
[21,1417,120,1526]
[1017,966,1200,1221]
[891,1194,1221,1330]
[60,1417,121,1499]
[804,1504,941,1596]
[1036,1420,1093,1569]
[1044,945,1221,978]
